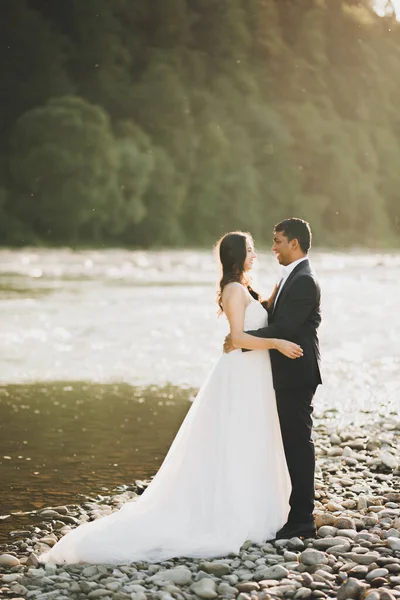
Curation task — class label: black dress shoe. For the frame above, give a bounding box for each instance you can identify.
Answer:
[275,521,316,540]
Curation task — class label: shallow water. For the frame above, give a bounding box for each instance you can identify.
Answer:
[1,248,399,545]
[0,383,192,544]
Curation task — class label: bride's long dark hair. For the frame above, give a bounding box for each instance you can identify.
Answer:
[215,231,260,314]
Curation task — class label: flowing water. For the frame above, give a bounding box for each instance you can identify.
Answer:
[1,248,399,544]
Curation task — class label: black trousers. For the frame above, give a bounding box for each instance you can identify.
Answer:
[275,386,316,524]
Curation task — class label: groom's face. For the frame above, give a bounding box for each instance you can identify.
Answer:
[272,231,295,266]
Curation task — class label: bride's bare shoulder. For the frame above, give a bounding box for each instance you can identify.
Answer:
[221,282,247,304]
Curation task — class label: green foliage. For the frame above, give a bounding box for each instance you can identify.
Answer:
[1,0,399,247]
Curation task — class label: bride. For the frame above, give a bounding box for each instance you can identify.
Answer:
[39,231,302,565]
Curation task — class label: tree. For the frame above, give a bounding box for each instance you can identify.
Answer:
[9,96,121,242]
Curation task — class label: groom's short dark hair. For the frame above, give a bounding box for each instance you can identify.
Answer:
[275,218,312,253]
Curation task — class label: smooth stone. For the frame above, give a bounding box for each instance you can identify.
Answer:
[366,568,389,581]
[314,569,335,581]
[8,584,28,596]
[258,578,280,587]
[340,478,354,487]
[337,577,367,600]
[105,581,121,592]
[38,537,57,547]
[287,537,305,551]
[300,549,328,566]
[379,592,397,600]
[301,573,313,586]
[364,592,381,600]
[88,591,110,599]
[82,565,99,577]
[343,552,380,565]
[26,553,40,567]
[380,452,398,470]
[199,561,231,576]
[384,528,400,539]
[363,515,379,527]
[326,501,343,512]
[312,537,350,550]
[317,526,338,538]
[0,553,20,567]
[1,574,22,583]
[315,513,336,527]
[284,550,299,562]
[387,538,400,551]
[80,581,99,592]
[253,565,288,581]
[348,565,368,578]
[294,587,312,599]
[328,447,343,457]
[342,500,357,509]
[218,582,239,596]
[334,517,356,530]
[191,578,218,599]
[155,567,192,585]
[236,582,260,592]
[131,593,147,600]
[27,567,46,577]
[389,567,400,576]
[39,510,60,518]
[268,584,297,595]
[339,529,358,539]
[327,543,353,556]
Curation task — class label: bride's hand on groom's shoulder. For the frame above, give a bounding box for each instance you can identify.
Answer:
[223,334,235,354]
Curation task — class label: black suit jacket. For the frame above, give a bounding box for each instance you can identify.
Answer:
[246,259,322,391]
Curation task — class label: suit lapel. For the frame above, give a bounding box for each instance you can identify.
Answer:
[273,259,309,314]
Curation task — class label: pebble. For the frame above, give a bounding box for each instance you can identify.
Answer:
[1,416,399,600]
[317,526,337,538]
[155,566,192,585]
[254,565,288,580]
[334,516,356,530]
[387,537,400,551]
[343,552,380,565]
[236,582,260,592]
[300,549,328,566]
[337,577,367,600]
[366,568,389,581]
[312,536,351,550]
[191,578,218,598]
[1,573,21,582]
[0,553,20,567]
[287,537,305,551]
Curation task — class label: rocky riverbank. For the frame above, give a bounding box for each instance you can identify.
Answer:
[1,413,399,600]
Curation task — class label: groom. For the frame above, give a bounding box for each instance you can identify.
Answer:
[225,218,322,539]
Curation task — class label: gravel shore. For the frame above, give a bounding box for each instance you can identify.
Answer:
[1,413,399,600]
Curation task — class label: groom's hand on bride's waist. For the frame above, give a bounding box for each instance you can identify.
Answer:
[223,334,235,354]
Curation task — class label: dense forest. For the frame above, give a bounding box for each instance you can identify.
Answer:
[0,0,399,248]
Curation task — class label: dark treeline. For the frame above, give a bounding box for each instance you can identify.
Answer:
[1,0,399,248]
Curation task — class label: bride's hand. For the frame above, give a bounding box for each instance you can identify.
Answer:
[275,339,303,359]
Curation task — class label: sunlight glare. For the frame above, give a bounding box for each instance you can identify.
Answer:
[374,0,400,18]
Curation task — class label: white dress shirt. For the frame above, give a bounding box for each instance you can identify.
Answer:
[274,256,309,307]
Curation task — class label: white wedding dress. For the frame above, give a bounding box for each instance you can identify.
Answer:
[39,299,290,565]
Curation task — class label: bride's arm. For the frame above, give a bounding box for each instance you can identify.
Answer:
[223,284,302,357]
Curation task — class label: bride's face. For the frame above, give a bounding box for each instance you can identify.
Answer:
[243,239,257,272]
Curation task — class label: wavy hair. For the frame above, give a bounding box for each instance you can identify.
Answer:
[215,231,259,314]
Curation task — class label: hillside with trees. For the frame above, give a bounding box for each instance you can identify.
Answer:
[1,0,399,247]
